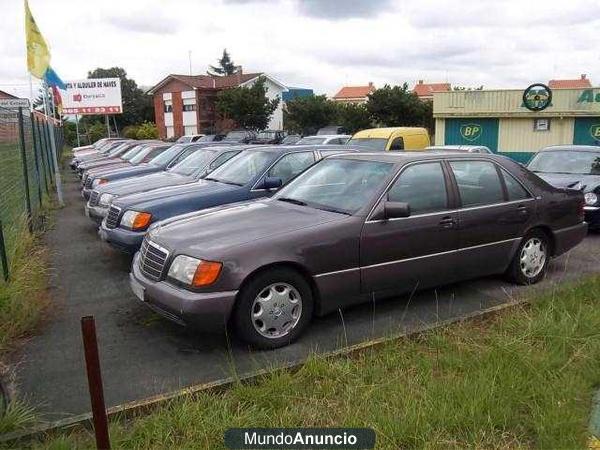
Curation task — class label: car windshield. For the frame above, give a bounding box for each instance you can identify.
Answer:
[176,136,192,143]
[275,158,394,214]
[148,144,186,166]
[107,143,129,156]
[528,150,600,175]
[129,147,159,164]
[257,131,276,139]
[224,131,246,141]
[297,137,325,145]
[120,145,145,160]
[196,135,214,143]
[205,150,274,186]
[169,149,218,176]
[347,138,388,151]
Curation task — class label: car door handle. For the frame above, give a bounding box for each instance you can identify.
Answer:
[439,216,456,229]
[516,204,529,215]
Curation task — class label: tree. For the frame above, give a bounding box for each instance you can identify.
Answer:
[335,102,372,134]
[284,95,338,135]
[209,49,237,76]
[84,67,153,130]
[366,83,431,130]
[135,121,159,139]
[215,76,279,130]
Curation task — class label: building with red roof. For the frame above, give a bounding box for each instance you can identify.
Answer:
[332,82,376,104]
[548,74,592,89]
[147,67,288,139]
[413,80,451,100]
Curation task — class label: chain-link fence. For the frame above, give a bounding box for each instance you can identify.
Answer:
[0,106,64,281]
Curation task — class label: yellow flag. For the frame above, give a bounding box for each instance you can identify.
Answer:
[25,0,50,78]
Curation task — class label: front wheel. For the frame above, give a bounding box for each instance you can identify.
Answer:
[507,230,550,285]
[233,268,314,349]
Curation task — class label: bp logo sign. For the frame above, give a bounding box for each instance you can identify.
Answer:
[523,83,552,111]
[460,123,482,141]
[590,124,600,141]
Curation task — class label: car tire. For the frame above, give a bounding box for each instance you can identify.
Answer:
[233,268,314,349]
[507,230,550,285]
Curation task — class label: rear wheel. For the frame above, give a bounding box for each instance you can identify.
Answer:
[233,268,313,349]
[507,230,550,285]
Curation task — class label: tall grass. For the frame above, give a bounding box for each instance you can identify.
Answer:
[0,217,49,356]
[20,275,600,449]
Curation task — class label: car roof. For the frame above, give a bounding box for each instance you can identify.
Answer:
[302,134,350,139]
[330,151,508,164]
[352,127,428,138]
[426,145,489,151]
[539,145,600,153]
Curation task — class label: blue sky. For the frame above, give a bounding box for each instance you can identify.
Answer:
[2,0,599,99]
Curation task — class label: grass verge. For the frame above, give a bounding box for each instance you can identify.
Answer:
[18,274,600,449]
[0,216,52,435]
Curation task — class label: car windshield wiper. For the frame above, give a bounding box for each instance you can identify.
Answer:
[278,197,307,206]
[313,205,351,215]
[204,177,243,186]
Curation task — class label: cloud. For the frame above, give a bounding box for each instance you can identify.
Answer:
[106,14,179,35]
[296,0,395,19]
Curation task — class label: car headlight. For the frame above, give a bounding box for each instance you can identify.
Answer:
[167,255,222,287]
[584,192,598,206]
[98,193,115,207]
[92,178,109,188]
[121,210,152,231]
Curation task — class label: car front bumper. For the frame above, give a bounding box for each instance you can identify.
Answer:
[82,188,92,200]
[99,221,145,253]
[84,204,108,226]
[130,252,237,331]
[584,206,600,229]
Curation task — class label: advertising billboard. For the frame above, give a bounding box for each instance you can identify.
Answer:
[63,78,122,115]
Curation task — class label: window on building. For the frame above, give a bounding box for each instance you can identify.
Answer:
[534,118,550,131]
[183,104,196,112]
[164,101,173,113]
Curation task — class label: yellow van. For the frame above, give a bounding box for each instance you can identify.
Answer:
[348,127,430,151]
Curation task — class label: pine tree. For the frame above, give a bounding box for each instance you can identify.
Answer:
[209,49,237,76]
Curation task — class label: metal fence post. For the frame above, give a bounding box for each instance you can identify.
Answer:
[81,316,111,450]
[0,221,9,282]
[17,108,32,232]
[29,113,43,209]
[35,117,50,194]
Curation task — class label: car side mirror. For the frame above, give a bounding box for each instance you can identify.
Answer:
[260,176,283,190]
[384,201,410,219]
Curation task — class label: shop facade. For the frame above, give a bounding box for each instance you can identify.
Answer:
[433,87,600,163]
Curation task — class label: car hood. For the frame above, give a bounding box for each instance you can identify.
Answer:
[113,179,241,208]
[96,171,195,197]
[536,172,600,192]
[148,199,346,255]
[101,164,163,181]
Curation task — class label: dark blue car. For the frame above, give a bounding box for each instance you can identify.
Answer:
[85,145,245,225]
[99,145,356,252]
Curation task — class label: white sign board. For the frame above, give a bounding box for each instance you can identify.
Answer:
[63,78,123,115]
[0,98,31,109]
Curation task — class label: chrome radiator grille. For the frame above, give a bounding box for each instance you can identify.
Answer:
[139,238,169,281]
[105,205,121,229]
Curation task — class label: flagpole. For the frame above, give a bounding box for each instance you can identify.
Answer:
[28,73,33,112]
[75,113,81,147]
[42,80,64,206]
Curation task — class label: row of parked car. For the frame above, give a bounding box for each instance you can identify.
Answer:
[70,130,596,348]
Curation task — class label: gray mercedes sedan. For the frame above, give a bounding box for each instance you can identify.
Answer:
[129,152,587,349]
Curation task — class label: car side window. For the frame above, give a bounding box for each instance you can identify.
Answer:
[501,168,530,201]
[389,137,404,151]
[387,162,448,215]
[450,161,504,207]
[267,152,315,185]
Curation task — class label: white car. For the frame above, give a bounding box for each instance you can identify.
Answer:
[176,134,206,143]
[296,134,351,145]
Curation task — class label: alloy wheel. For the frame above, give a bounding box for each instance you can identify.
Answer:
[251,282,302,339]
